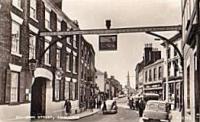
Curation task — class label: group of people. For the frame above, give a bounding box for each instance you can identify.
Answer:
[128,97,146,117]
[64,95,104,115]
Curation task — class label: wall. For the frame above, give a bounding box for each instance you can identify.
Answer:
[0,103,30,121]
[183,44,196,122]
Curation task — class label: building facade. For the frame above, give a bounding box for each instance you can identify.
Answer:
[135,44,164,99]
[161,33,182,110]
[181,0,200,121]
[143,59,164,97]
[0,0,95,120]
[135,61,144,94]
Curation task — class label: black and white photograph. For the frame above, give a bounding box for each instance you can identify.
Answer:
[0,0,198,122]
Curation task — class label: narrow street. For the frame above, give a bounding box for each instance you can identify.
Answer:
[30,108,139,122]
[11,98,141,122]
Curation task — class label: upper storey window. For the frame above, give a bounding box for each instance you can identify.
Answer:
[45,9,51,30]
[12,0,22,11]
[30,0,37,19]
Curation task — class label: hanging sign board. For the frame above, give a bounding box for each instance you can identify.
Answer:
[99,35,117,51]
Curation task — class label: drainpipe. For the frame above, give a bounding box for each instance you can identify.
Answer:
[196,0,200,121]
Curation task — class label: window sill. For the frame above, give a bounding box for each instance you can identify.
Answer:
[11,52,22,58]
[45,27,52,31]
[12,5,23,12]
[66,69,71,72]
[30,16,38,23]
[45,63,51,67]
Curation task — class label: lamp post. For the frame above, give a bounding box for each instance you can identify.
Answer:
[145,31,184,107]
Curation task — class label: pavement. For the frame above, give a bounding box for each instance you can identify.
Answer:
[170,110,181,122]
[57,109,100,120]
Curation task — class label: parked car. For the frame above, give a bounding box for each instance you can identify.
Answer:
[142,100,172,122]
[143,93,159,102]
[101,100,118,114]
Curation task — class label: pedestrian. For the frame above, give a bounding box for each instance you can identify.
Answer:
[102,100,107,112]
[64,100,71,116]
[138,99,145,117]
[129,98,133,109]
[89,96,94,112]
[135,99,139,110]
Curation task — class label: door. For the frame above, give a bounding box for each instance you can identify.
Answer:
[31,77,46,117]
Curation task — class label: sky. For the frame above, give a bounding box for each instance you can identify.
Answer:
[62,0,181,88]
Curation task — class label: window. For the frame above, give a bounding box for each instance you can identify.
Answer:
[56,49,61,68]
[72,82,75,100]
[174,60,179,77]
[158,66,162,80]
[65,79,70,99]
[167,47,171,59]
[66,37,71,45]
[174,44,178,56]
[11,21,20,54]
[187,66,190,109]
[145,71,147,82]
[45,9,50,29]
[12,0,21,9]
[10,72,19,103]
[168,62,171,76]
[149,69,152,81]
[73,55,76,73]
[30,0,36,19]
[66,54,70,72]
[73,35,77,48]
[54,79,60,101]
[57,20,61,31]
[44,41,50,65]
[29,35,36,59]
[153,68,157,81]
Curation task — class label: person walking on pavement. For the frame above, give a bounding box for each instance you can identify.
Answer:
[138,98,145,117]
[64,100,72,116]
[135,98,139,111]
[89,96,94,112]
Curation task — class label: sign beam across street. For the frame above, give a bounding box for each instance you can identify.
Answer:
[39,25,181,36]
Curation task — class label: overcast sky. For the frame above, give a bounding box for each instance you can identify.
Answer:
[62,0,181,88]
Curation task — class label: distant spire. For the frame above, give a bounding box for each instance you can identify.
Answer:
[127,71,130,88]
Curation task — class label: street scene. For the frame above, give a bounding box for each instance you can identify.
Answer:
[0,0,199,122]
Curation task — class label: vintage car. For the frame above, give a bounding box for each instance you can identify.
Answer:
[101,100,118,114]
[142,100,172,122]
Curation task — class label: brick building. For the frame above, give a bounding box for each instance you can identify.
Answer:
[0,0,95,120]
[135,44,164,98]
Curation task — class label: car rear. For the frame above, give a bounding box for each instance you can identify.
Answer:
[142,100,170,122]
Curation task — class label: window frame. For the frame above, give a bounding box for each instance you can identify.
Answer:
[44,41,50,65]
[10,71,20,103]
[29,34,36,59]
[30,0,37,19]
[45,9,51,30]
[11,20,21,55]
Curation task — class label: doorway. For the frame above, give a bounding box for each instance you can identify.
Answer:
[31,77,46,117]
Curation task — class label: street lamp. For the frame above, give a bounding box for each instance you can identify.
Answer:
[29,58,37,76]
